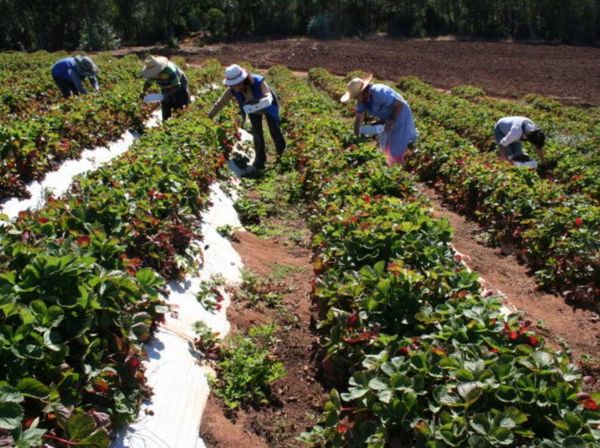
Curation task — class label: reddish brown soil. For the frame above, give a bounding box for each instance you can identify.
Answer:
[421,185,600,366]
[200,231,327,447]
[120,37,600,106]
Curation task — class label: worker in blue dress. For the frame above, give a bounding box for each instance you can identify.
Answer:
[141,55,190,121]
[51,56,99,98]
[341,73,417,166]
[208,64,286,176]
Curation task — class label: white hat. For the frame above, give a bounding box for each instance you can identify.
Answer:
[223,64,248,86]
[141,56,169,79]
[340,73,373,103]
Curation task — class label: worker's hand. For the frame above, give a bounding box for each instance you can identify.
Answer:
[385,119,395,132]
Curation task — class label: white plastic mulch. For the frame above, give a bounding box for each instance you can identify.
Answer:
[0,110,162,220]
[112,129,253,448]
[112,182,244,448]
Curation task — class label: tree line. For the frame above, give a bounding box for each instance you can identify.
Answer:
[0,0,598,51]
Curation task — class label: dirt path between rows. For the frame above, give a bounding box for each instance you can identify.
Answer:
[420,185,600,368]
[200,231,326,447]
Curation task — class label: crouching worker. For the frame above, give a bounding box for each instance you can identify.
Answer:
[341,73,417,166]
[208,64,286,176]
[494,116,545,167]
[141,56,190,121]
[51,56,99,98]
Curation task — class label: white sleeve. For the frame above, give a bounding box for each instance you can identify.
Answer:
[499,123,523,147]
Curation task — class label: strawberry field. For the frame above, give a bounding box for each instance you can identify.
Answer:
[0,52,598,447]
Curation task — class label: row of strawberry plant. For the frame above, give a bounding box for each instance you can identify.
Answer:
[398,77,600,201]
[0,54,145,122]
[268,66,600,448]
[0,56,155,201]
[450,84,600,132]
[0,55,225,202]
[0,64,233,447]
[307,67,599,305]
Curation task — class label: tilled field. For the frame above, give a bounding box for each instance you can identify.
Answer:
[158,37,600,106]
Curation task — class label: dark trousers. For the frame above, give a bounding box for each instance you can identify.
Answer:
[161,85,191,121]
[53,75,78,98]
[248,113,286,170]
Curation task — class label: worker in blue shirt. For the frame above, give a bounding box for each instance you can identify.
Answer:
[51,56,99,98]
[341,73,417,166]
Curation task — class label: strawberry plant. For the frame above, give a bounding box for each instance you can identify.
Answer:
[267,66,600,447]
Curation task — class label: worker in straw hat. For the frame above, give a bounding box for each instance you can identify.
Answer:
[341,74,417,166]
[51,55,99,98]
[141,55,190,120]
[208,64,285,177]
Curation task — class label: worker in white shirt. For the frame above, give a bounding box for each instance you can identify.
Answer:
[494,116,545,164]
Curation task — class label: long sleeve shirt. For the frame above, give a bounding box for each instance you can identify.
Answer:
[51,57,99,94]
[495,116,536,147]
[208,79,271,118]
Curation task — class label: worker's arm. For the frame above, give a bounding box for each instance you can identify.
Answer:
[385,100,403,131]
[208,89,234,119]
[354,112,365,136]
[498,124,523,147]
[89,76,100,91]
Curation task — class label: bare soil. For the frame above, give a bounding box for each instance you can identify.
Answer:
[200,231,327,447]
[118,36,600,106]
[420,185,600,365]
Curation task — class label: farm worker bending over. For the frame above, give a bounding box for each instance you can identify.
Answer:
[341,73,417,166]
[141,56,190,121]
[208,64,286,176]
[51,56,99,98]
[494,116,545,163]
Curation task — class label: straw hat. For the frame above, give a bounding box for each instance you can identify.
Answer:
[141,56,169,79]
[340,73,373,103]
[223,64,248,86]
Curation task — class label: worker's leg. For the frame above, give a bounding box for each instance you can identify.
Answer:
[508,141,525,160]
[249,113,266,170]
[53,75,74,98]
[161,100,173,121]
[494,125,509,159]
[171,86,190,113]
[265,113,286,157]
[180,73,191,106]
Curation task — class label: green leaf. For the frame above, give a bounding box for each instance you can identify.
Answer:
[457,382,482,408]
[377,388,393,404]
[17,378,50,399]
[490,427,513,445]
[14,426,46,448]
[503,407,528,425]
[0,401,23,430]
[0,385,24,403]
[341,387,369,401]
[64,411,110,446]
[368,377,388,391]
[136,268,163,292]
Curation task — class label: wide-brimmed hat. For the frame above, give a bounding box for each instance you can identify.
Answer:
[141,56,169,79]
[340,73,373,103]
[223,64,248,86]
[74,56,98,77]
